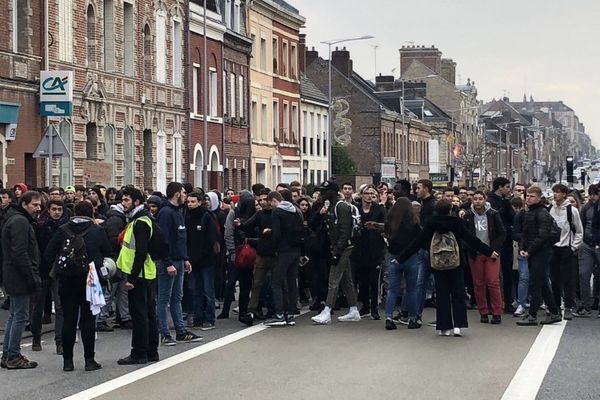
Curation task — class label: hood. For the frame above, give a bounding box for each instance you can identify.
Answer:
[277,201,297,213]
[428,215,465,234]
[552,200,569,210]
[108,203,125,216]
[237,190,255,218]
[471,202,491,215]
[67,216,95,233]
[206,192,220,212]
[13,182,28,193]
[187,204,208,218]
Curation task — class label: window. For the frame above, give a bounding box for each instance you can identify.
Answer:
[123,2,134,76]
[310,138,314,155]
[223,71,228,116]
[59,121,72,186]
[209,69,217,116]
[292,104,298,144]
[225,0,232,29]
[86,5,96,67]
[58,0,73,61]
[323,138,327,156]
[261,103,268,142]
[238,75,244,119]
[156,131,166,193]
[173,133,182,181]
[13,0,29,53]
[172,19,182,86]
[316,137,320,156]
[103,125,115,186]
[124,127,134,184]
[256,162,266,184]
[282,41,288,76]
[302,110,307,143]
[193,65,200,114]
[233,0,240,32]
[143,24,152,80]
[260,37,266,71]
[291,44,297,79]
[230,73,236,117]
[302,137,307,154]
[251,100,257,139]
[86,123,98,160]
[317,170,321,184]
[310,170,314,184]
[272,101,279,141]
[156,12,166,83]
[250,32,256,67]
[272,37,278,73]
[283,103,289,142]
[103,0,115,70]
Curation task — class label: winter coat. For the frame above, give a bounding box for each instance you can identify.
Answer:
[487,192,514,241]
[240,209,276,257]
[1,205,41,295]
[352,203,386,262]
[419,195,436,227]
[104,204,127,259]
[224,190,256,258]
[36,209,70,277]
[326,199,353,256]
[520,202,555,256]
[186,205,219,266]
[271,201,304,253]
[387,223,422,256]
[463,203,507,256]
[307,203,330,256]
[157,200,188,263]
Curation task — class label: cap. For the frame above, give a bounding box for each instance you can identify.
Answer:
[147,195,162,206]
[65,185,76,193]
[318,180,340,193]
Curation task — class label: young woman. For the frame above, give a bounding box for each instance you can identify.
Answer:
[384,198,423,330]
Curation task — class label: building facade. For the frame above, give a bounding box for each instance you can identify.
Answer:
[300,73,328,185]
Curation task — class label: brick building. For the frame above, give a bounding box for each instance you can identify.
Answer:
[43,0,188,192]
[0,0,44,187]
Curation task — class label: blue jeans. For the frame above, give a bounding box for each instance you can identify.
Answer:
[517,256,529,307]
[157,260,185,337]
[416,250,432,317]
[192,265,216,325]
[385,253,421,319]
[2,294,30,359]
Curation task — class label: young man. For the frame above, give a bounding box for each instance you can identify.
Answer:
[342,182,355,204]
[312,181,361,324]
[463,191,507,324]
[549,184,583,320]
[1,191,42,369]
[117,187,160,365]
[156,182,201,345]
[265,190,305,326]
[517,186,561,326]
[575,184,600,317]
[487,177,516,313]
[513,183,526,199]
[416,179,436,226]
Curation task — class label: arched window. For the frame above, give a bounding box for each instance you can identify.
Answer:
[86,4,96,67]
[123,127,134,184]
[143,24,152,80]
[155,11,166,83]
[156,131,166,192]
[194,148,203,188]
[103,125,115,186]
[59,120,72,186]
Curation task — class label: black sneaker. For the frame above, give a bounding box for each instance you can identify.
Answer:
[563,309,573,321]
[516,315,538,326]
[161,336,177,346]
[239,312,254,327]
[573,308,591,318]
[56,343,64,355]
[385,318,397,330]
[176,331,203,343]
[147,352,159,362]
[309,301,324,311]
[359,307,371,317]
[117,356,148,365]
[480,315,489,323]
[408,320,421,329]
[265,314,287,327]
[85,359,102,371]
[504,305,516,314]
[96,322,114,332]
[285,315,296,326]
[491,315,502,325]
[540,314,562,325]
[371,310,381,320]
[63,359,74,372]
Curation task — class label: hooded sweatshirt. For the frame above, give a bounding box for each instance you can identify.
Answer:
[224,190,256,257]
[472,202,491,246]
[549,200,583,250]
[157,200,188,264]
[272,201,304,253]
[464,202,506,254]
[186,203,219,265]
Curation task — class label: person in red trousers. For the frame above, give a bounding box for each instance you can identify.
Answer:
[463,190,507,324]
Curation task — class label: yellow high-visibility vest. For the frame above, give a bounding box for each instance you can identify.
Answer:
[116,216,156,280]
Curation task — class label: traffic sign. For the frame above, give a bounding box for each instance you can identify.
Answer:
[32,125,70,158]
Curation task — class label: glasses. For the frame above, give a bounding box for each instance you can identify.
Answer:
[515,189,525,192]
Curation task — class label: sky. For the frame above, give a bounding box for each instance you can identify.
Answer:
[290,0,600,147]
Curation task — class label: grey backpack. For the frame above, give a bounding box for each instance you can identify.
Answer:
[430,231,460,270]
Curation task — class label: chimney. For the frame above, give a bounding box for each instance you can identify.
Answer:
[375,74,395,91]
[399,45,441,77]
[306,46,318,67]
[299,33,306,74]
[441,58,456,84]
[332,47,353,77]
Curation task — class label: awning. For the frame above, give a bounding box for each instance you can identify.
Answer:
[0,102,20,124]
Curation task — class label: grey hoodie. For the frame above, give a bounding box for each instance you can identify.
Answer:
[471,202,491,246]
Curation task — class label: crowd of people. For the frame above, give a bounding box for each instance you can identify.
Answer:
[0,176,597,370]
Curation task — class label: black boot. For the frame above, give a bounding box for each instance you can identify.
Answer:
[63,358,74,372]
[217,306,230,319]
[85,358,102,371]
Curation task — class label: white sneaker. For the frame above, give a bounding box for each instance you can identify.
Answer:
[233,306,239,314]
[438,330,452,336]
[311,309,331,325]
[453,327,461,337]
[338,309,361,322]
[513,305,525,317]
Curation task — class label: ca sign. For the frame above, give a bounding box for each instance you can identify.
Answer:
[40,71,73,117]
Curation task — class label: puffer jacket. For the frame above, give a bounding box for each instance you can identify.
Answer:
[327,199,353,255]
[520,202,555,256]
[1,205,41,295]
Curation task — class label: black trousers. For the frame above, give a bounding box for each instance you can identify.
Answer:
[356,258,380,311]
[59,277,95,361]
[434,266,468,331]
[308,253,329,304]
[550,246,577,309]
[528,249,559,318]
[223,264,253,315]
[500,240,514,307]
[128,279,159,359]
[272,250,300,315]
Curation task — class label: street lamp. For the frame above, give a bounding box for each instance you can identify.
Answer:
[321,35,374,180]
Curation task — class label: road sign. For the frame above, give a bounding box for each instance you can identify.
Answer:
[32,125,70,158]
[40,70,73,117]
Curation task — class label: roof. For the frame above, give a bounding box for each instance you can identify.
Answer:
[300,73,328,104]
[270,0,300,15]
[510,100,574,113]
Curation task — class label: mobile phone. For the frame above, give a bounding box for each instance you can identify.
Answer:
[324,200,330,209]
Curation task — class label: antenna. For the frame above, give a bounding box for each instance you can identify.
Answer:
[370,44,379,81]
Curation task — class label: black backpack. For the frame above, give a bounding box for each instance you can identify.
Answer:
[54,224,94,277]
[146,217,169,261]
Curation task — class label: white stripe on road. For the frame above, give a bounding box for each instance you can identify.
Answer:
[63,323,269,400]
[501,321,567,400]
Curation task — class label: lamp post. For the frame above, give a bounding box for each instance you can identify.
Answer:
[321,35,374,179]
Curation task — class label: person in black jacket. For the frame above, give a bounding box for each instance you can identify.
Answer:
[396,199,498,336]
[463,191,507,324]
[487,177,516,313]
[516,186,562,326]
[237,188,276,325]
[44,200,110,372]
[416,179,436,226]
[1,191,42,370]
[186,192,219,330]
[307,192,331,311]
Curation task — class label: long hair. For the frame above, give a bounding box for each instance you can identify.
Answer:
[385,197,419,237]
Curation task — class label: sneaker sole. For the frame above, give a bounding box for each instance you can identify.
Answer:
[177,338,203,343]
[265,322,287,327]
[161,342,177,346]
[311,318,331,325]
[337,318,361,322]
[200,326,216,331]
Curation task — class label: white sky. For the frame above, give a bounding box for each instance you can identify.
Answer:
[290,0,600,147]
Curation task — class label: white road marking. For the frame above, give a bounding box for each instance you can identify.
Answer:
[501,321,567,400]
